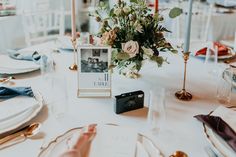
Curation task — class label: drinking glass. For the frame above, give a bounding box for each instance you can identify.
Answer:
[39,54,55,101]
[205,42,218,75]
[216,67,233,105]
[147,88,166,135]
[40,54,54,76]
[50,74,68,119]
[79,32,90,45]
[40,55,68,119]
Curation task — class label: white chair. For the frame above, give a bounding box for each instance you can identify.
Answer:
[168,1,213,43]
[22,10,65,46]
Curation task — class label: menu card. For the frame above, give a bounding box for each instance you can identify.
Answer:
[89,125,138,157]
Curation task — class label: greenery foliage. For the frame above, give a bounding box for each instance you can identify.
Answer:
[90,0,180,78]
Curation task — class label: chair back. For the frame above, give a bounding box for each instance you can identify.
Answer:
[167,1,213,43]
[22,10,65,46]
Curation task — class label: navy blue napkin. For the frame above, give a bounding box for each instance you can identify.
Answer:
[0,87,34,100]
[8,49,47,64]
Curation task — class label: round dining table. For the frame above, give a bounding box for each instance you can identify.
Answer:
[0,41,235,157]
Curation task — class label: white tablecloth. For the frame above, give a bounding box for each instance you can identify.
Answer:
[0,41,236,157]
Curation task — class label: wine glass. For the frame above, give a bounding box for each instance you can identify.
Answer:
[147,88,166,135]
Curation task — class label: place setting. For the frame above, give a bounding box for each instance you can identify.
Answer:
[0,85,44,149]
[190,41,236,61]
[38,124,164,157]
[0,49,47,75]
[195,106,236,157]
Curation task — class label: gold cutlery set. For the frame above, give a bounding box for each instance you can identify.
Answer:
[0,123,41,150]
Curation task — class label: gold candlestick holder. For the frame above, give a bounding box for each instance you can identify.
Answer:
[175,52,192,101]
[69,39,78,71]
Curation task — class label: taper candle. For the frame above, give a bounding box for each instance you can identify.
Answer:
[184,0,193,53]
[154,0,158,13]
[71,0,76,41]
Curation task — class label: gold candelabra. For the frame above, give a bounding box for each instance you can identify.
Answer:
[175,52,192,101]
[69,39,78,71]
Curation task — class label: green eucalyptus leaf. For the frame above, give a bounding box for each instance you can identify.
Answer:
[153,13,159,21]
[130,0,138,3]
[99,1,105,7]
[151,56,164,67]
[169,7,183,18]
[171,49,178,54]
[109,8,115,17]
[116,52,130,60]
[135,60,142,71]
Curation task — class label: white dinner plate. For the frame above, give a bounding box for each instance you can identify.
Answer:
[0,55,40,75]
[38,125,163,157]
[0,92,44,134]
[190,41,236,60]
[203,107,236,157]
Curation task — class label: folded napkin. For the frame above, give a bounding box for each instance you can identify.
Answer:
[194,106,236,152]
[8,49,47,64]
[195,42,229,56]
[0,86,34,100]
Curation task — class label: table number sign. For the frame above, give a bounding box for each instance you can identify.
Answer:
[77,46,112,98]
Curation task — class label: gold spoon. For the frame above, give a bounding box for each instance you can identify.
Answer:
[0,123,41,149]
[0,76,15,83]
[170,151,188,157]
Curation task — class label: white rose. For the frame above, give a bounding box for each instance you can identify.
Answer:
[114,8,122,16]
[123,6,131,14]
[122,40,139,58]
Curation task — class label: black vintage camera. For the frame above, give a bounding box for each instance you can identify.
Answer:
[114,90,144,114]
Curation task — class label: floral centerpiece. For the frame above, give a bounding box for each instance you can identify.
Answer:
[91,0,180,78]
